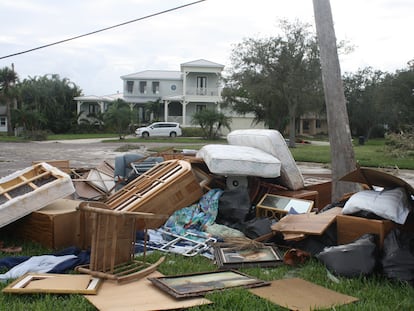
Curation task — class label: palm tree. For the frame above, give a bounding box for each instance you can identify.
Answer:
[0,66,18,136]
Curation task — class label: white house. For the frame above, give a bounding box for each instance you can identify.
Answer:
[0,106,7,133]
[75,59,265,134]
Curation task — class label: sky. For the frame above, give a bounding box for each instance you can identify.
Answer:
[1,0,413,96]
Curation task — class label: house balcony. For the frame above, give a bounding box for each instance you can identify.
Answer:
[185,87,219,97]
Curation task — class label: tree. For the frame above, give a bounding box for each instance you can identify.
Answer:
[145,98,163,121]
[313,0,359,201]
[343,67,386,138]
[0,66,18,136]
[17,74,82,133]
[103,99,131,139]
[191,109,231,139]
[222,19,323,147]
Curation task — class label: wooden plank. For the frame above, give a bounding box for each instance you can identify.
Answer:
[271,207,342,235]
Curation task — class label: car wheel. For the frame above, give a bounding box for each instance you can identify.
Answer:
[170,132,177,138]
[142,132,149,138]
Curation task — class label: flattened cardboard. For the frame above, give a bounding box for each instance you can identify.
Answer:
[340,166,414,197]
[85,271,212,311]
[249,278,358,311]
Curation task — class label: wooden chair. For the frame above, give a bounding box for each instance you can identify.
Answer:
[76,201,167,284]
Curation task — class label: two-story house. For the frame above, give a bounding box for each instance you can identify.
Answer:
[75,59,267,134]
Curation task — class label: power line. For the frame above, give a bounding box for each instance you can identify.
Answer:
[0,0,206,60]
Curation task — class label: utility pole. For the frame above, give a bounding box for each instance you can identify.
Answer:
[312,0,359,201]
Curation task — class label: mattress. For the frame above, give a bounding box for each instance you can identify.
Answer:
[0,162,75,228]
[196,144,281,178]
[227,129,305,190]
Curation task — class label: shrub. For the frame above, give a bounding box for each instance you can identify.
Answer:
[384,129,414,157]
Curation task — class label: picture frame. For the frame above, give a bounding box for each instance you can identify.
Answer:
[147,270,269,298]
[2,273,102,295]
[213,245,284,269]
[257,194,314,215]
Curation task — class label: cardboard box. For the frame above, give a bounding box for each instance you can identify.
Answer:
[336,214,397,249]
[10,199,81,249]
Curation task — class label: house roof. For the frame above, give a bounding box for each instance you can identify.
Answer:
[121,70,182,80]
[181,59,224,69]
[74,93,124,102]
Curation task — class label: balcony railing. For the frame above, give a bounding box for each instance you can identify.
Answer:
[185,87,219,96]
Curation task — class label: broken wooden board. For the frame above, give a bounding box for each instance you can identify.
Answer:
[249,278,358,311]
[2,273,101,295]
[0,162,75,228]
[271,207,342,235]
[85,271,212,311]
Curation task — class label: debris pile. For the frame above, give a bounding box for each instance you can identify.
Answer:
[0,129,413,310]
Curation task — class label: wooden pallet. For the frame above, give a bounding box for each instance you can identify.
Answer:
[104,160,203,229]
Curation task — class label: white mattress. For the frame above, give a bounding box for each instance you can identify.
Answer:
[196,144,281,178]
[227,129,305,190]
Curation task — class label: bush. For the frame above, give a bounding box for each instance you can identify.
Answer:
[181,127,204,137]
[385,130,414,158]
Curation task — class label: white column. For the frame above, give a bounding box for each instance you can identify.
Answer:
[182,101,187,126]
[164,100,169,122]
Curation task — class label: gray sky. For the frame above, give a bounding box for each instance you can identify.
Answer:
[1,0,412,96]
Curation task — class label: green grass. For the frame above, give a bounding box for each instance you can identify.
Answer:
[1,242,413,310]
[290,139,414,170]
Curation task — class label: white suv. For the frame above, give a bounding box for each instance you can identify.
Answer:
[135,122,182,138]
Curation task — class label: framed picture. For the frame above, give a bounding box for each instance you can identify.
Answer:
[257,194,314,215]
[148,270,269,298]
[214,245,284,269]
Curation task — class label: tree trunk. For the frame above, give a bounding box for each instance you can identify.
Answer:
[313,0,359,201]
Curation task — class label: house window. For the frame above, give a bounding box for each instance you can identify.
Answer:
[196,104,206,113]
[197,76,207,95]
[152,81,160,94]
[139,81,147,94]
[316,119,321,129]
[126,81,134,93]
[0,116,6,127]
[89,103,99,114]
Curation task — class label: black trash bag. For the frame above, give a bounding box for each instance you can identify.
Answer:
[316,234,378,277]
[287,222,338,256]
[381,228,414,284]
[216,188,251,227]
[239,217,272,240]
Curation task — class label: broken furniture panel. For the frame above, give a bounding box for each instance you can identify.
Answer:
[2,273,101,295]
[271,207,342,238]
[336,214,397,249]
[5,198,81,249]
[104,160,203,229]
[0,162,75,228]
[77,201,167,284]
